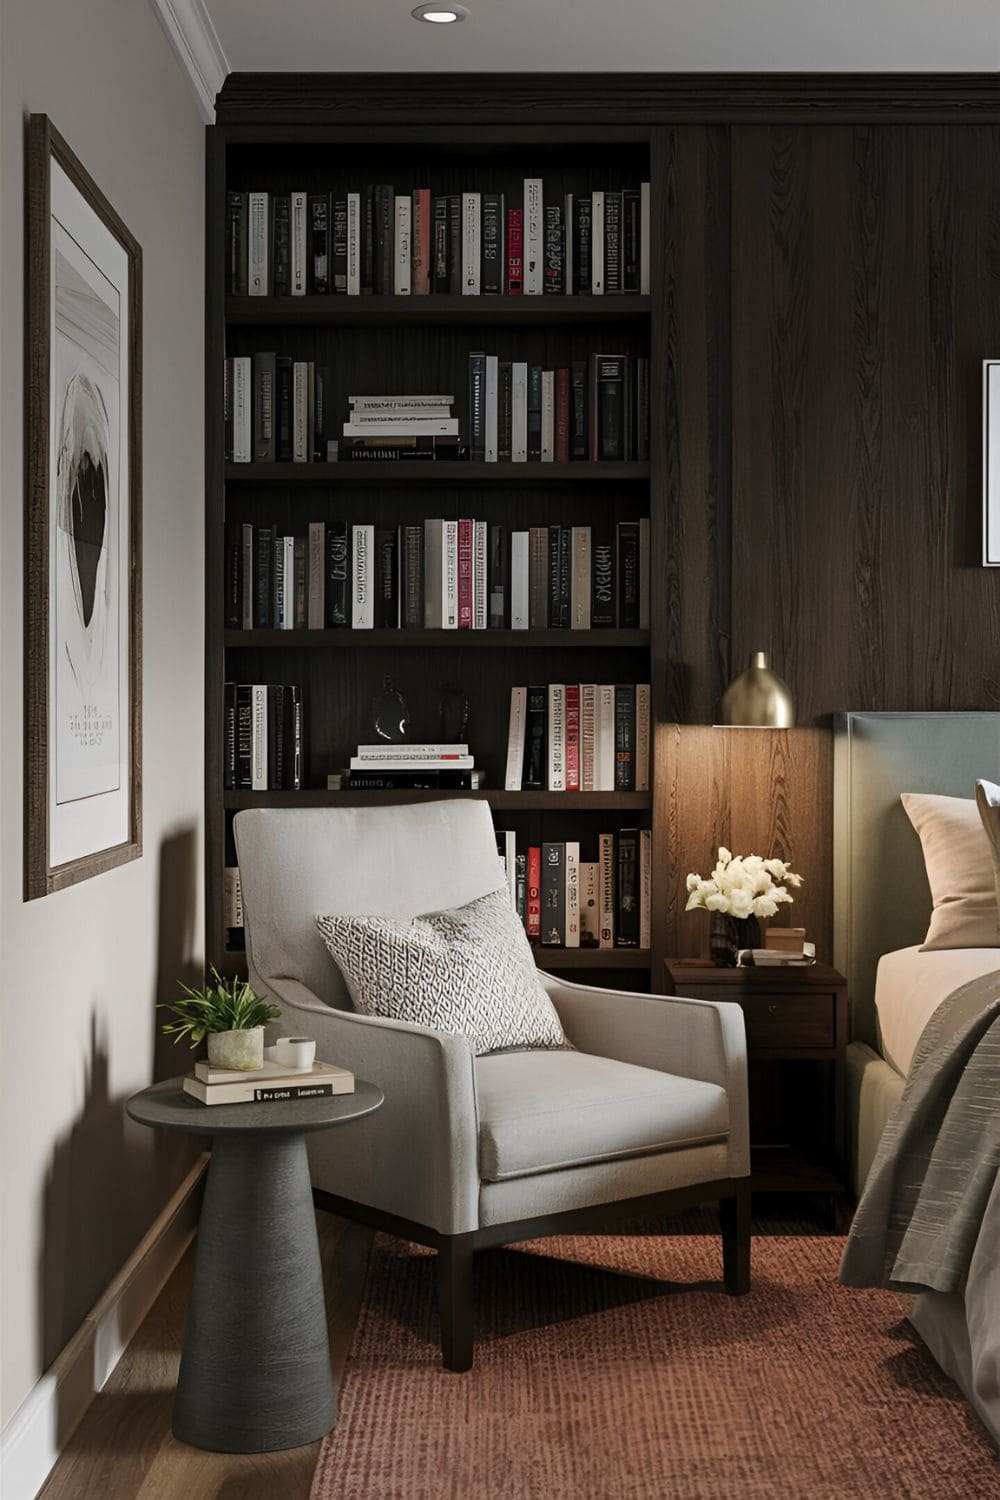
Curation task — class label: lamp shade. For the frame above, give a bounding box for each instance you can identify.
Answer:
[718,651,795,728]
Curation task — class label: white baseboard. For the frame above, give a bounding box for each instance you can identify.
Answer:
[0,1153,209,1500]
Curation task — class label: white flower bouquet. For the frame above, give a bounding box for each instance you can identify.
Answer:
[685,847,803,921]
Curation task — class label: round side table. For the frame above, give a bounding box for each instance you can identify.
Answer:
[126,1077,383,1453]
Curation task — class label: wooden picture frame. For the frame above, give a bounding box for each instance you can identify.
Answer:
[24,116,142,899]
[984,360,1000,566]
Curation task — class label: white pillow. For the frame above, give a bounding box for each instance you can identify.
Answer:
[315,887,566,1055]
[901,791,1000,950]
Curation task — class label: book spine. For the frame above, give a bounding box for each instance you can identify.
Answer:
[614,683,636,791]
[639,515,650,628]
[332,195,348,294]
[292,361,310,463]
[485,354,499,463]
[571,526,591,629]
[376,185,395,295]
[504,685,527,790]
[564,191,574,294]
[288,535,300,629]
[443,519,459,629]
[498,361,513,462]
[271,195,290,296]
[375,527,399,629]
[604,190,622,294]
[506,207,523,294]
[346,192,361,295]
[253,352,275,463]
[362,185,375,294]
[290,686,303,790]
[351,523,374,629]
[527,366,542,462]
[597,683,616,790]
[591,190,605,295]
[488,523,507,628]
[579,861,600,946]
[540,842,565,945]
[547,683,566,792]
[541,369,555,462]
[482,192,503,295]
[226,190,248,295]
[447,195,462,294]
[574,194,592,295]
[309,192,330,294]
[469,351,486,462]
[268,682,285,787]
[598,832,615,948]
[510,530,529,630]
[462,191,481,295]
[275,357,292,461]
[473,520,488,630]
[555,367,570,463]
[565,841,580,948]
[225,543,241,629]
[412,188,431,295]
[580,684,596,791]
[547,523,562,630]
[254,526,274,629]
[639,828,652,950]
[617,521,640,628]
[635,682,651,792]
[432,195,449,293]
[344,771,474,791]
[325,521,349,627]
[543,202,563,296]
[394,195,412,296]
[307,523,325,629]
[290,191,308,296]
[564,683,581,791]
[640,182,651,295]
[528,526,548,628]
[423,518,444,628]
[526,846,542,939]
[241,523,254,629]
[232,356,251,463]
[402,524,424,628]
[251,684,268,790]
[457,518,474,629]
[622,187,641,293]
[522,685,547,789]
[223,864,243,933]
[570,361,587,460]
[511,362,528,463]
[236,684,253,787]
[591,530,615,627]
[616,828,639,946]
[524,178,543,295]
[248,191,269,295]
[223,682,237,789]
[515,851,528,925]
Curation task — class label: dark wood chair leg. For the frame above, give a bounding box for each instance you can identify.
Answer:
[720,1179,752,1295]
[437,1234,475,1371]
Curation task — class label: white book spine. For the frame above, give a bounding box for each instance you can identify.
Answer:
[343,419,458,437]
[350,755,474,771]
[598,832,615,948]
[292,362,310,462]
[473,520,488,630]
[241,522,254,628]
[462,192,481,295]
[579,862,600,947]
[580,684,597,791]
[291,191,308,296]
[547,684,566,792]
[524,178,543,295]
[511,531,529,629]
[511,362,528,463]
[541,369,555,461]
[251,685,268,790]
[592,191,605,296]
[248,192,269,295]
[308,522,325,629]
[639,182,651,296]
[282,535,295,629]
[639,829,652,949]
[565,841,580,948]
[223,867,243,929]
[352,524,374,629]
[350,394,454,409]
[424,519,444,628]
[564,191,574,294]
[505,686,527,790]
[635,682,651,792]
[347,191,361,295]
[571,526,592,629]
[639,516,650,629]
[597,684,616,791]
[443,519,458,629]
[394,196,412,295]
[499,829,517,908]
[485,355,499,463]
[232,356,251,463]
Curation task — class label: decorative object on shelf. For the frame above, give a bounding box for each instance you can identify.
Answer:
[686,848,803,967]
[439,683,470,744]
[159,967,281,1070]
[273,1036,317,1069]
[717,651,794,728]
[24,116,143,899]
[371,676,411,741]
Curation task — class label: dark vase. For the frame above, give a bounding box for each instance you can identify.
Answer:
[709,912,762,967]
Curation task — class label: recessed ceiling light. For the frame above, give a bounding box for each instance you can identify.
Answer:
[412,3,468,20]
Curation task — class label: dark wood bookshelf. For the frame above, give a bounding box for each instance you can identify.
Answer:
[225,461,650,486]
[226,293,652,327]
[224,628,650,650]
[224,790,653,811]
[533,947,651,970]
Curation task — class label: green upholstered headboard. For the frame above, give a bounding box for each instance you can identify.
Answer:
[833,711,1000,1048]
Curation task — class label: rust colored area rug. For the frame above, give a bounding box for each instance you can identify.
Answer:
[310,1232,999,1500]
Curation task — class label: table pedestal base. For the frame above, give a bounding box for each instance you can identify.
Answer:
[173,1130,335,1452]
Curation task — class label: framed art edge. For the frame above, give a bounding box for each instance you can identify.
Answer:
[984,360,1000,567]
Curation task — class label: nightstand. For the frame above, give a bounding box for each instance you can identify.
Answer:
[663,960,848,1205]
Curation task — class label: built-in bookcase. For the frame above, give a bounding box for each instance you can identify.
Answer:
[206,96,667,989]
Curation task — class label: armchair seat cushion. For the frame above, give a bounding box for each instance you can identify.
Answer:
[475,1049,729,1183]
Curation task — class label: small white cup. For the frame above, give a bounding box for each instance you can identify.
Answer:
[274,1035,316,1070]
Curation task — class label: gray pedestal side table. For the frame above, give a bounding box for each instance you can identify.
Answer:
[126,1076,383,1453]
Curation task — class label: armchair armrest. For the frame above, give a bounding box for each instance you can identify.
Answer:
[267,979,481,1235]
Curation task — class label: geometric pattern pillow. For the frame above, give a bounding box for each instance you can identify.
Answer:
[315,886,566,1055]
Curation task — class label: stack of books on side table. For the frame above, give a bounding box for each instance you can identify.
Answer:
[329,743,483,792]
[184,1054,355,1106]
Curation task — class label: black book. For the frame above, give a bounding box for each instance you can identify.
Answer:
[226,190,248,295]
[375,185,395,295]
[446,194,462,294]
[362,185,375,295]
[527,366,542,461]
[636,356,650,462]
[570,361,588,459]
[224,544,241,628]
[604,191,622,294]
[614,683,636,791]
[223,682,237,789]
[268,684,286,790]
[591,529,616,628]
[236,684,253,788]
[592,353,627,461]
[325,521,349,627]
[375,527,399,628]
[547,524,570,629]
[574,195,592,295]
[313,364,330,461]
[339,439,444,462]
[488,524,507,628]
[432,195,449,294]
[401,524,424,628]
[332,196,348,294]
[617,522,640,628]
[622,188,641,293]
[481,193,504,295]
[498,361,513,462]
[616,829,640,946]
[515,850,528,924]
[308,193,330,294]
[273,534,288,630]
[294,537,307,629]
[275,356,293,462]
[543,202,564,295]
[540,842,566,946]
[345,769,474,790]
[287,685,303,790]
[469,351,487,462]
[271,195,291,297]
[253,352,276,463]
[522,685,548,790]
[254,526,275,629]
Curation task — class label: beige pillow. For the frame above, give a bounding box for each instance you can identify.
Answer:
[901,792,1000,950]
[975,780,1000,916]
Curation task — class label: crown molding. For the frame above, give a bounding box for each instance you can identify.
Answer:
[150,0,229,120]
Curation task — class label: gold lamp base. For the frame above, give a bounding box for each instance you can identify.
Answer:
[718,651,795,728]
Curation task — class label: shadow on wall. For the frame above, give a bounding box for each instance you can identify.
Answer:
[37,826,202,1378]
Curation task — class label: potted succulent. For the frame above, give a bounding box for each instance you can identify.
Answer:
[685,847,803,966]
[159,968,281,1071]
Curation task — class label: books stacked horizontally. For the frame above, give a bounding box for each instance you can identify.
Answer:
[340,393,460,463]
[505,684,650,793]
[330,743,482,792]
[183,1056,355,1106]
[223,682,303,791]
[468,352,649,463]
[495,828,651,949]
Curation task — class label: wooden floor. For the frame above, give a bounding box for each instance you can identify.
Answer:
[39,1211,372,1500]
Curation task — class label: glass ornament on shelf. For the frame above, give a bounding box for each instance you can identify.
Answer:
[439,683,470,745]
[371,676,411,743]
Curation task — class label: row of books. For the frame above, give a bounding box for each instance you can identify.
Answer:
[223,683,304,791]
[496,829,651,949]
[505,684,650,793]
[225,519,649,633]
[226,182,651,299]
[468,353,648,463]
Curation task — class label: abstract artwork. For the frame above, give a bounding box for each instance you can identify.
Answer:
[25,117,142,898]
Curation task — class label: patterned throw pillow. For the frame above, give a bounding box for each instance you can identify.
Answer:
[315,887,566,1055]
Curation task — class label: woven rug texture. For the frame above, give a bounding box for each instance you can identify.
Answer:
[310,1230,1000,1500]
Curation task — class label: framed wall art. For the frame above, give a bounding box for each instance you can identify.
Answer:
[984,360,1000,566]
[24,115,142,899]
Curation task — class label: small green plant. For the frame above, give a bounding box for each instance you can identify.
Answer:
[159,968,281,1049]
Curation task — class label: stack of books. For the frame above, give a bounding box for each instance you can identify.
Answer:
[505,684,650,792]
[495,828,651,949]
[183,1055,355,1106]
[340,393,460,463]
[330,743,482,791]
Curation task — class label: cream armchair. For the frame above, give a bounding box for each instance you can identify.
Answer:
[234,801,750,1371]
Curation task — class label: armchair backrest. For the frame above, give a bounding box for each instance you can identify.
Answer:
[234,800,504,1009]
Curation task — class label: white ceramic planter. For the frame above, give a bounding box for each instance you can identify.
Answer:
[207,1025,264,1071]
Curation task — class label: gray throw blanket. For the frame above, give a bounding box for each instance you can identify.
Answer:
[840,969,1000,1294]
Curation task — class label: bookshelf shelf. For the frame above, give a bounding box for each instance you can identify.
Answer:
[224,628,650,650]
[224,461,651,486]
[226,293,652,328]
[533,948,652,970]
[224,790,653,811]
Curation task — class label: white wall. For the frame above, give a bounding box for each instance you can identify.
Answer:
[0,0,205,1428]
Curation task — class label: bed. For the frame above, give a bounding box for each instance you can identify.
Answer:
[833,710,1000,1443]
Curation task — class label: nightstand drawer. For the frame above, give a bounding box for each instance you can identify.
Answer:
[740,994,835,1049]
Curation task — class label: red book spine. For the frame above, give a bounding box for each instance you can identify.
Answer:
[412,188,431,294]
[555,367,570,462]
[527,846,542,938]
[564,684,581,790]
[457,518,474,628]
[506,208,523,295]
